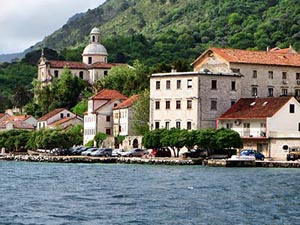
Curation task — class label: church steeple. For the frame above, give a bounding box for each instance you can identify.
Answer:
[90,27,101,44]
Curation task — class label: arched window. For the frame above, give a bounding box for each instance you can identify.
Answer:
[88,57,92,64]
[92,36,95,42]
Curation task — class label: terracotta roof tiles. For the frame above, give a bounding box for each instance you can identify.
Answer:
[91,89,127,101]
[37,108,66,122]
[114,94,140,109]
[48,60,87,69]
[219,97,292,119]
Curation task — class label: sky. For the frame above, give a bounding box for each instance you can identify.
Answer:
[0,0,106,54]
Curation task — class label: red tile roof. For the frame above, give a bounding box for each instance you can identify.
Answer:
[48,60,87,69]
[219,97,292,119]
[91,89,127,101]
[114,94,140,109]
[48,116,82,126]
[91,62,127,69]
[193,47,300,67]
[8,115,33,122]
[9,120,35,130]
[37,108,66,122]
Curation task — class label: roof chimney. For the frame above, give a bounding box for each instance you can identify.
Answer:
[171,66,177,73]
[266,46,270,52]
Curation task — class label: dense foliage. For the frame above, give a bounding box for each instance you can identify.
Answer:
[143,128,243,157]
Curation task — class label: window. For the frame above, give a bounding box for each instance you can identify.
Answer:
[156,81,160,90]
[231,100,236,106]
[282,88,288,96]
[67,113,70,117]
[165,101,170,109]
[176,121,181,129]
[211,80,217,90]
[211,99,217,110]
[88,57,92,64]
[297,73,300,80]
[282,72,287,80]
[296,89,300,97]
[155,101,160,110]
[176,100,181,109]
[253,70,257,78]
[155,122,160,129]
[106,128,111,135]
[226,123,233,129]
[268,88,274,97]
[165,122,170,129]
[187,100,192,109]
[60,113,64,119]
[231,68,240,73]
[79,71,84,79]
[187,79,192,88]
[252,87,258,97]
[54,70,59,78]
[268,71,273,79]
[261,123,266,128]
[106,116,111,122]
[92,36,95,42]
[231,81,236,91]
[187,121,192,130]
[104,71,108,76]
[290,104,295,113]
[177,80,181,89]
[166,80,171,89]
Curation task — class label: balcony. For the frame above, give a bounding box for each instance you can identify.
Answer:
[239,129,267,138]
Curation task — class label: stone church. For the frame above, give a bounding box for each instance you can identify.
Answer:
[37,27,123,84]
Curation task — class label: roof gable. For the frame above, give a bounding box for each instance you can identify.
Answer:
[37,108,66,122]
[192,47,300,67]
[91,89,127,101]
[114,94,140,109]
[219,97,293,119]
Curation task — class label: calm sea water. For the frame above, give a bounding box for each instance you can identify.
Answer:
[0,162,300,225]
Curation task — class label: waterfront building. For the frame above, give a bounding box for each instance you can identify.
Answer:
[37,27,124,84]
[37,108,81,130]
[0,115,36,131]
[150,71,242,129]
[217,96,300,160]
[83,89,127,145]
[113,94,142,149]
[192,46,300,99]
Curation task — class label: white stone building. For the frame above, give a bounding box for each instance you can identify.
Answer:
[37,27,124,84]
[217,96,300,160]
[150,71,242,129]
[83,89,127,145]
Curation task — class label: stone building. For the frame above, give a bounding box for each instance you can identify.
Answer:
[37,27,124,84]
[150,71,242,129]
[83,89,127,145]
[192,46,300,98]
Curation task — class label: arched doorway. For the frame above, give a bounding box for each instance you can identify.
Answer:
[133,139,138,148]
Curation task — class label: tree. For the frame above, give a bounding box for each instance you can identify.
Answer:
[11,86,32,114]
[94,132,107,147]
[66,124,83,146]
[195,129,218,155]
[132,90,149,135]
[215,128,243,149]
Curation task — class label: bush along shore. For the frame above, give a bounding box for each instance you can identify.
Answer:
[0,155,201,165]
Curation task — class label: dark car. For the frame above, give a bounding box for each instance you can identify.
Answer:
[183,149,208,158]
[240,149,265,160]
[119,148,145,157]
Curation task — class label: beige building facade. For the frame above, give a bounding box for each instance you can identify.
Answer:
[150,71,241,129]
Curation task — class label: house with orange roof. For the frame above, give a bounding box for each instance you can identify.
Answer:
[0,114,37,131]
[47,116,83,130]
[37,108,80,130]
[38,28,126,84]
[192,46,300,99]
[217,96,300,160]
[83,89,127,145]
[112,95,142,149]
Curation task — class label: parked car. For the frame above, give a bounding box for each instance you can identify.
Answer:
[119,148,145,157]
[71,147,90,155]
[182,149,208,158]
[81,147,98,156]
[90,148,113,157]
[240,149,265,160]
[112,148,125,157]
[287,147,300,161]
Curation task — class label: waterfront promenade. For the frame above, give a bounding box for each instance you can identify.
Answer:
[1,154,300,168]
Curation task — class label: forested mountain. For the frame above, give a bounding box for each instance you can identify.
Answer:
[1,0,300,112]
[32,0,300,65]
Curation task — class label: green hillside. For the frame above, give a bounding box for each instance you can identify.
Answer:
[33,0,300,65]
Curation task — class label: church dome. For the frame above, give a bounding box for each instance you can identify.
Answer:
[83,43,108,56]
[90,27,100,34]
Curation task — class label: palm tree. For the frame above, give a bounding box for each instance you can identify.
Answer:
[11,86,32,114]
